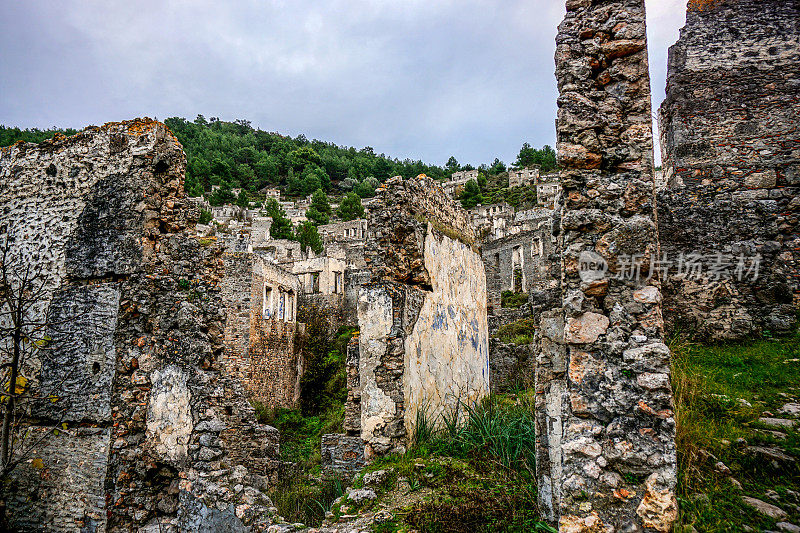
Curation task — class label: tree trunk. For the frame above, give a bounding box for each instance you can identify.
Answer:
[1,326,20,470]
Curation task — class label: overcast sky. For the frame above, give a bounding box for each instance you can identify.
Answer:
[0,1,686,166]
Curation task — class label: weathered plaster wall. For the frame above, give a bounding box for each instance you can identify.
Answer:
[658,0,800,340]
[542,2,678,531]
[0,120,280,532]
[403,226,489,432]
[357,176,488,458]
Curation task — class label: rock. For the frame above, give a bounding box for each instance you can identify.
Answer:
[759,418,796,428]
[362,469,391,488]
[714,461,731,475]
[346,489,377,506]
[565,312,610,344]
[741,496,787,519]
[729,478,743,490]
[747,446,796,464]
[633,286,662,304]
[779,403,800,416]
[766,489,781,501]
[636,473,679,533]
[777,523,800,533]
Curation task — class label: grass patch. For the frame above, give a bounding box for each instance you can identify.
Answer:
[496,317,536,345]
[672,328,800,532]
[359,394,555,533]
[500,290,528,309]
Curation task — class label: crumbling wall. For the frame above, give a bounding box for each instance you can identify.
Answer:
[222,252,300,408]
[357,176,489,458]
[540,2,678,531]
[0,120,279,532]
[658,0,800,340]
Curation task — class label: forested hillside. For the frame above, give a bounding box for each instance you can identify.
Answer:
[1,117,557,207]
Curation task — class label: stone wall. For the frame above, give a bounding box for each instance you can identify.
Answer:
[0,120,280,532]
[221,252,301,408]
[356,176,489,458]
[658,0,800,340]
[539,2,678,531]
[320,434,366,480]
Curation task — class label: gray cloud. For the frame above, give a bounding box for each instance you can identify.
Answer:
[0,1,685,166]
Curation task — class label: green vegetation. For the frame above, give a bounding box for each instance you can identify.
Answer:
[337,192,366,221]
[0,125,78,147]
[671,328,800,532]
[252,308,355,527]
[459,179,483,209]
[198,209,213,225]
[346,395,555,533]
[163,116,447,200]
[500,290,528,309]
[306,188,332,225]
[513,143,557,173]
[264,198,293,240]
[296,222,324,254]
[496,318,536,345]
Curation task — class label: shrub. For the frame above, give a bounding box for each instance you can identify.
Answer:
[501,290,528,309]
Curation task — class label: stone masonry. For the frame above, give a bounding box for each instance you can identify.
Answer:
[658,0,800,340]
[222,252,301,408]
[354,176,490,458]
[0,120,280,532]
[538,2,678,531]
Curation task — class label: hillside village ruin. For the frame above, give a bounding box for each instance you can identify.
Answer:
[0,0,797,531]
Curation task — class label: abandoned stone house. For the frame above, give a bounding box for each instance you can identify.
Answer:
[508,166,540,188]
[658,0,800,340]
[318,219,367,243]
[349,176,490,459]
[0,120,281,532]
[222,252,302,409]
[442,168,479,198]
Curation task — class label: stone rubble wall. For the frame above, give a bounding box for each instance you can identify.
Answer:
[0,120,280,532]
[222,252,301,408]
[658,0,800,340]
[320,434,366,480]
[542,2,678,531]
[357,176,488,458]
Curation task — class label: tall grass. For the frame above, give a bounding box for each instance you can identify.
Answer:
[412,394,537,476]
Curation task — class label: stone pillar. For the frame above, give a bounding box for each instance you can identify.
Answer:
[544,1,678,530]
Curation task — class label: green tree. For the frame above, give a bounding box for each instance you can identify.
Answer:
[355,177,378,198]
[265,199,294,240]
[460,179,483,209]
[296,221,324,255]
[199,209,213,225]
[514,143,536,168]
[306,188,331,225]
[236,189,250,208]
[336,192,365,221]
[446,156,460,173]
[489,158,506,174]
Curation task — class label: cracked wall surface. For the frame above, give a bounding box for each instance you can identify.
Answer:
[658,0,800,340]
[356,176,489,459]
[0,120,280,532]
[541,2,678,531]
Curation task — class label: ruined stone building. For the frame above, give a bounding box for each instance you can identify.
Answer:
[508,166,540,188]
[347,176,490,459]
[222,252,302,408]
[442,169,479,198]
[482,210,559,314]
[658,0,800,340]
[0,120,281,532]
